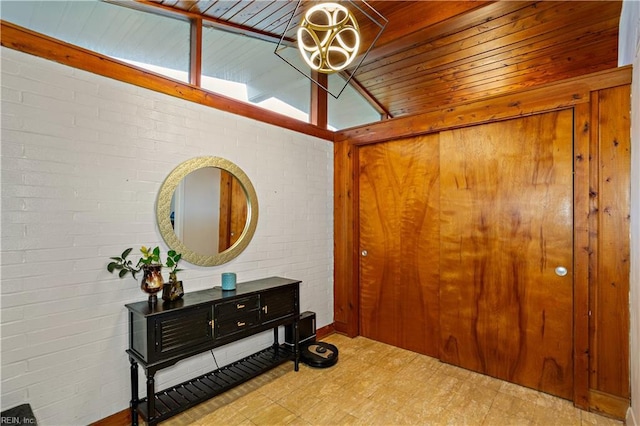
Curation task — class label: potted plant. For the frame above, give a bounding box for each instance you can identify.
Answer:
[163,250,184,301]
[107,246,165,304]
[164,250,183,283]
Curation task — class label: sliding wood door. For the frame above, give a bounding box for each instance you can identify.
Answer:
[439,110,574,399]
[358,135,440,356]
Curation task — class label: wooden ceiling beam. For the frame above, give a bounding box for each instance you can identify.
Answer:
[310,71,328,129]
[189,17,202,87]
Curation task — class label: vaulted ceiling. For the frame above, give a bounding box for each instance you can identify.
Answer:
[136,0,622,119]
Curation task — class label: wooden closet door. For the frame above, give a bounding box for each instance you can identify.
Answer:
[359,135,440,356]
[439,110,574,399]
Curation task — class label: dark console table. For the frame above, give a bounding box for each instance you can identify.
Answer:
[125,276,300,425]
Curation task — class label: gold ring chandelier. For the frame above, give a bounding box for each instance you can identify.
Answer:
[297,3,361,74]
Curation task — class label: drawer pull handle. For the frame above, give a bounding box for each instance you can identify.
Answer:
[262,305,268,314]
[237,321,246,327]
[237,304,245,309]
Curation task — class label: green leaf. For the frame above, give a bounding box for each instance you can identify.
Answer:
[174,253,182,262]
[121,248,133,259]
[107,262,117,273]
[168,250,177,257]
[166,259,175,268]
[118,269,129,278]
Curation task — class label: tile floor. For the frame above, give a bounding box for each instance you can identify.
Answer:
[162,334,623,426]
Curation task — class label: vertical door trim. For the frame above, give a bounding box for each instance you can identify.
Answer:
[573,102,591,409]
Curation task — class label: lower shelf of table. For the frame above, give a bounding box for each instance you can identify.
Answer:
[137,346,295,423]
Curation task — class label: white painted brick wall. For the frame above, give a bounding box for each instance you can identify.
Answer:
[1,47,334,425]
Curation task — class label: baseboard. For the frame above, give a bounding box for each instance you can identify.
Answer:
[628,406,639,426]
[316,322,335,339]
[89,408,132,426]
[589,389,630,420]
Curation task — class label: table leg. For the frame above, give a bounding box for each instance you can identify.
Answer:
[146,371,156,425]
[294,320,299,372]
[272,327,280,359]
[129,357,139,426]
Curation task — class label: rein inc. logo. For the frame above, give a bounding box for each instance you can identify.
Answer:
[1,416,36,425]
[1,404,37,425]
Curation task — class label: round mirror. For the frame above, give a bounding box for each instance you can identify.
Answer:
[156,157,258,266]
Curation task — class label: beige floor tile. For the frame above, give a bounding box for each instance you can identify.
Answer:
[161,412,197,426]
[499,380,548,402]
[367,385,412,412]
[336,396,379,419]
[193,404,251,426]
[415,372,466,404]
[361,407,414,426]
[340,372,390,399]
[466,370,506,392]
[254,375,300,401]
[581,410,626,426]
[286,416,313,426]
[246,403,297,426]
[482,407,534,426]
[373,346,419,372]
[168,335,624,426]
[297,399,352,425]
[442,406,491,426]
[331,413,361,425]
[438,361,477,381]
[406,397,449,420]
[275,389,323,417]
[230,391,275,419]
[447,379,499,409]
[396,353,441,378]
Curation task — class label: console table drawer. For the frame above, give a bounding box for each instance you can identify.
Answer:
[216,311,260,338]
[215,296,260,318]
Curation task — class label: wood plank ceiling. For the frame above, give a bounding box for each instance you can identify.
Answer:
[138,0,622,119]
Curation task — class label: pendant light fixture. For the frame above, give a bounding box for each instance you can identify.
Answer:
[275,1,387,98]
[297,3,361,74]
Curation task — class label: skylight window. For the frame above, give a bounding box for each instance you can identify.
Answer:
[1,0,381,130]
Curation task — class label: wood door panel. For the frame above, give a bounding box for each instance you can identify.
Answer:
[439,110,574,399]
[590,86,631,399]
[359,135,440,356]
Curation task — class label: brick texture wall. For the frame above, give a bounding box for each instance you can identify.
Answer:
[0,47,334,425]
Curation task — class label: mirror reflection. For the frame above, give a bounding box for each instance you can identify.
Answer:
[171,167,248,255]
[157,157,258,267]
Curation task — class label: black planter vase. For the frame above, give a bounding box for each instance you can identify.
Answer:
[162,272,184,302]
